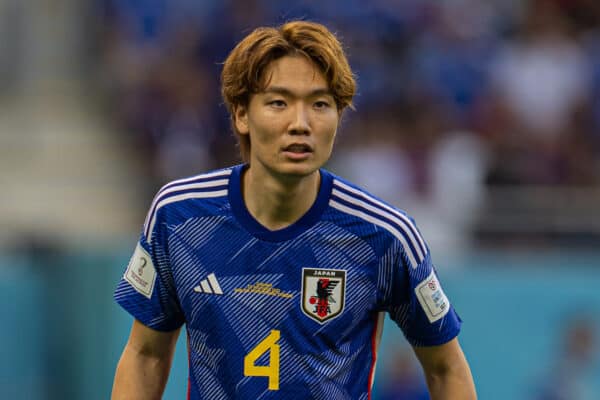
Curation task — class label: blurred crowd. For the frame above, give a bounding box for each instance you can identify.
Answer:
[98,0,600,184]
[96,0,600,247]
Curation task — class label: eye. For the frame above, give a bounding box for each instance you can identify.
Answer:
[314,100,331,110]
[268,100,286,108]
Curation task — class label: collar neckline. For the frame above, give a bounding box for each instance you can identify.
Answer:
[229,164,333,242]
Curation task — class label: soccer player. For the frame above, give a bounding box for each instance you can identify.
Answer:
[111,20,477,399]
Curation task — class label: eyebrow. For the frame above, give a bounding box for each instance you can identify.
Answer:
[262,86,333,98]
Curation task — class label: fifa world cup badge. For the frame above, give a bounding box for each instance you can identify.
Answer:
[301,268,346,324]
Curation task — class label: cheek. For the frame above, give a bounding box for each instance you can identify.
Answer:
[321,118,339,144]
[248,115,277,142]
[315,129,337,160]
[323,131,336,147]
[254,125,281,146]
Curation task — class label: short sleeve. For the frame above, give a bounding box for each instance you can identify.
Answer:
[114,208,185,331]
[385,247,462,347]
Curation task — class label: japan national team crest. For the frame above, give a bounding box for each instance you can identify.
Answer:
[301,268,346,324]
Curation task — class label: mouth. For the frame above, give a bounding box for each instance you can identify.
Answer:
[281,143,313,161]
[283,143,313,154]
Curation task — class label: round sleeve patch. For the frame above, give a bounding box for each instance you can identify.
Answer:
[414,270,450,323]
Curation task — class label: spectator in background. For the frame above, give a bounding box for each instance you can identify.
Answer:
[330,107,414,207]
[150,26,217,183]
[490,0,592,139]
[486,0,593,185]
[532,318,597,400]
[99,0,238,190]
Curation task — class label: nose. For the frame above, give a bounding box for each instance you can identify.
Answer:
[288,103,310,135]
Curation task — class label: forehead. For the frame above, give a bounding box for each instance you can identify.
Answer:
[260,55,329,93]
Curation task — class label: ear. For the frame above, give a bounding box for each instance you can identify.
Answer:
[234,105,250,135]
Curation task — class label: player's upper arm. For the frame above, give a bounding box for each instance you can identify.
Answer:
[412,337,467,376]
[125,319,181,360]
[412,337,477,398]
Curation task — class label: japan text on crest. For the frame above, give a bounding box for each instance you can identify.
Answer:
[301,268,346,324]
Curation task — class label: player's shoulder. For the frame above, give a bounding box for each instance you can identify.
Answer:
[325,169,428,267]
[155,166,234,198]
[326,169,412,220]
[142,166,235,239]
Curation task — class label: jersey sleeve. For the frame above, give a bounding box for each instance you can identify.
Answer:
[385,243,462,347]
[114,206,185,332]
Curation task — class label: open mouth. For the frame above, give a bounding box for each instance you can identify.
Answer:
[283,143,313,153]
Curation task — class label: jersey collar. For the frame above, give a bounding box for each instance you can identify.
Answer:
[228,164,333,242]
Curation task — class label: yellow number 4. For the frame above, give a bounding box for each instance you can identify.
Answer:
[244,329,280,390]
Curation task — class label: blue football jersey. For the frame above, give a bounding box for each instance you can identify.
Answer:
[115,164,462,399]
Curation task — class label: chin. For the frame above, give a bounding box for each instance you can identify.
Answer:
[276,161,320,178]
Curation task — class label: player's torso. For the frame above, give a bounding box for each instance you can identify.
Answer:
[166,210,384,399]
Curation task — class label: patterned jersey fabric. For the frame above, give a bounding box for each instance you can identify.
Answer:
[115,164,461,399]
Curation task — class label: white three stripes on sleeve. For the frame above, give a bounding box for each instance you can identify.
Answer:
[330,180,428,268]
[143,169,232,241]
[333,180,426,254]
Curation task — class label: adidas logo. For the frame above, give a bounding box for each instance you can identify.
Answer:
[193,273,223,295]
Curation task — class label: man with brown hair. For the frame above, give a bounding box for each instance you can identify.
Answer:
[112,20,476,399]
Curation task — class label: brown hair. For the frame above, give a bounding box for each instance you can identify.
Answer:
[221,20,357,161]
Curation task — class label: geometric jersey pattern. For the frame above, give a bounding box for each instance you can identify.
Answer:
[115,164,462,399]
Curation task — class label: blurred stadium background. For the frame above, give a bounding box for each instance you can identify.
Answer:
[1,0,599,399]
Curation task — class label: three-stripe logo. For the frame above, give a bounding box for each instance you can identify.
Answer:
[193,273,223,295]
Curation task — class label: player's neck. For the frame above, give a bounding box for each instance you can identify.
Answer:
[242,166,320,231]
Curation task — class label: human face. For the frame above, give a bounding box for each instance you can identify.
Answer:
[234,55,339,180]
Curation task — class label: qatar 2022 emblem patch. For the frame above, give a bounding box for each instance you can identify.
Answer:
[301,268,346,324]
